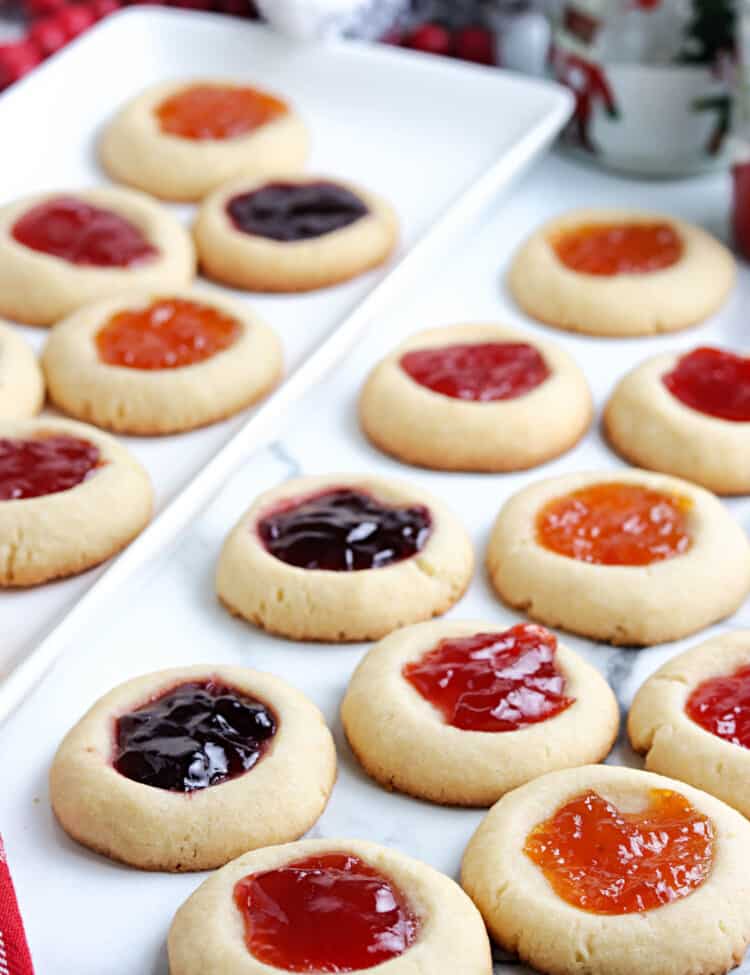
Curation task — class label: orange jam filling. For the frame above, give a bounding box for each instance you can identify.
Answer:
[551,222,683,276]
[96,298,241,370]
[524,789,714,915]
[536,482,692,566]
[156,84,288,140]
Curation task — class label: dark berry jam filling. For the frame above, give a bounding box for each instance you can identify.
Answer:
[400,342,550,402]
[0,435,100,501]
[258,488,432,571]
[686,664,750,748]
[404,624,574,732]
[663,348,750,423]
[113,680,277,792]
[12,197,158,267]
[234,853,420,972]
[226,182,368,242]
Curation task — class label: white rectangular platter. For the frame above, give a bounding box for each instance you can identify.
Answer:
[0,7,573,708]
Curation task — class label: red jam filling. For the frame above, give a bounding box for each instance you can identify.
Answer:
[663,347,750,423]
[536,482,692,566]
[96,298,241,370]
[156,84,287,140]
[399,342,550,402]
[403,623,574,732]
[233,853,420,972]
[113,680,276,793]
[11,197,157,267]
[686,664,750,748]
[524,789,714,915]
[258,488,432,571]
[551,222,683,276]
[0,435,100,501]
[227,182,369,242]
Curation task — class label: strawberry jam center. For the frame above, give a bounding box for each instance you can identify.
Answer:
[537,482,691,566]
[233,853,420,972]
[403,623,574,732]
[156,84,287,140]
[227,182,368,242]
[400,342,550,402]
[551,222,682,276]
[258,488,431,571]
[663,347,750,422]
[0,435,100,501]
[686,664,750,748]
[113,680,276,792]
[12,197,157,267]
[524,789,713,914]
[96,298,241,370]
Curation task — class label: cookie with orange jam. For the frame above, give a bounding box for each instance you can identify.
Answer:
[41,289,282,435]
[508,209,734,337]
[486,470,750,645]
[342,618,618,806]
[462,765,750,975]
[100,79,308,201]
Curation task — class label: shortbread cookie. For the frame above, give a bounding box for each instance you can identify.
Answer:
[0,323,44,418]
[508,209,735,336]
[169,837,492,975]
[461,765,750,975]
[0,417,152,586]
[606,346,750,494]
[629,631,750,819]
[42,290,282,435]
[50,665,336,871]
[0,188,195,326]
[195,174,398,292]
[486,469,750,645]
[360,323,591,471]
[100,79,308,202]
[216,474,473,642]
[342,619,618,806]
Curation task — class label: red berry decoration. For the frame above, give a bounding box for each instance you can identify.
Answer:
[90,0,121,20]
[453,26,495,66]
[406,22,453,57]
[23,0,66,19]
[0,40,41,88]
[55,4,96,37]
[29,16,68,55]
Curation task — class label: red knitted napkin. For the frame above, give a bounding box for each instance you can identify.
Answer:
[0,836,34,975]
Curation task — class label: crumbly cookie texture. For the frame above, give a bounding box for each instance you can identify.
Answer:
[0,322,44,419]
[462,764,750,975]
[99,78,309,202]
[359,323,592,472]
[486,468,750,646]
[194,174,398,292]
[216,473,474,642]
[629,631,750,819]
[508,208,735,337]
[341,619,618,806]
[0,187,195,326]
[50,665,336,872]
[605,351,750,495]
[42,289,283,435]
[0,417,152,587]
[168,838,493,975]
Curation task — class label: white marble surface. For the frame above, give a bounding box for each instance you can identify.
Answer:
[2,151,750,973]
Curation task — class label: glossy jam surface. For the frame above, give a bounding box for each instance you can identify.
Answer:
[400,342,550,402]
[403,624,574,732]
[96,298,241,371]
[113,680,277,792]
[551,222,683,276]
[663,347,750,423]
[524,789,714,915]
[156,84,287,140]
[227,182,368,242]
[258,488,431,571]
[686,664,750,748]
[537,482,691,566]
[234,853,420,972]
[12,197,157,267]
[0,436,100,501]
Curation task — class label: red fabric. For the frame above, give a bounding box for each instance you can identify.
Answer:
[0,836,34,975]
